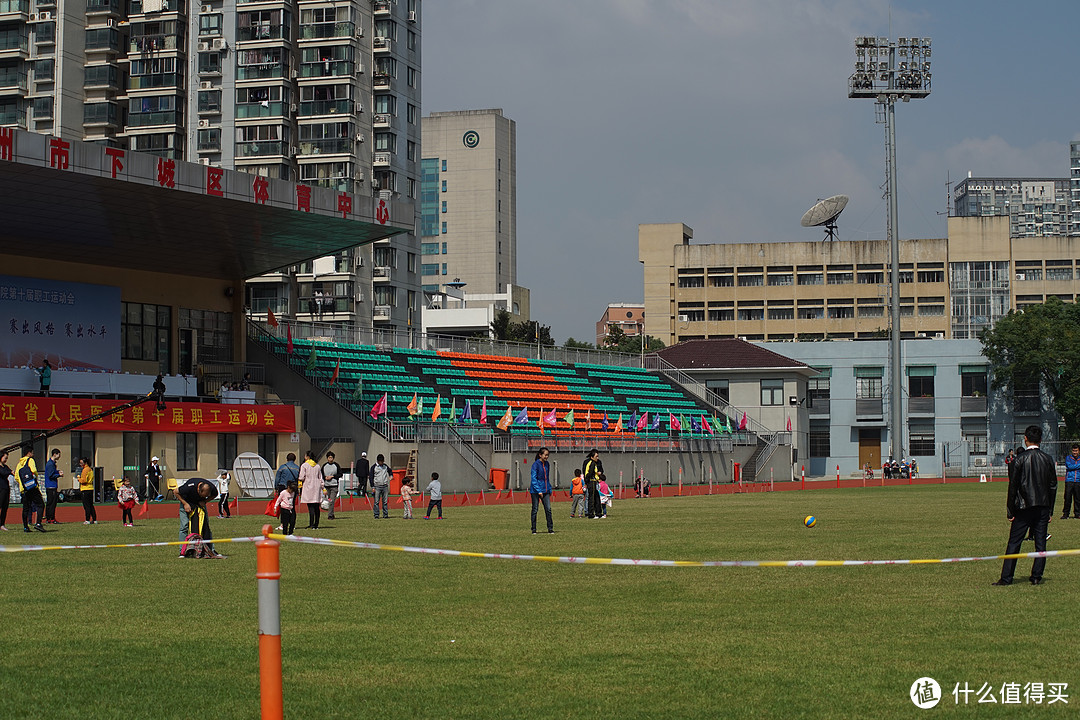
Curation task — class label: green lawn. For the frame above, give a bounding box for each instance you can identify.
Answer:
[1,484,1077,719]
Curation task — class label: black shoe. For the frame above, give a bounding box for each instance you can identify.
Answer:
[991,579,1012,586]
[23,527,31,533]
[1030,577,1044,585]
[34,524,46,533]
[532,530,537,534]
[1061,516,1069,520]
[548,530,555,534]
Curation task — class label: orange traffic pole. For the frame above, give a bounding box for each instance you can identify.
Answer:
[677,467,683,496]
[257,525,284,720]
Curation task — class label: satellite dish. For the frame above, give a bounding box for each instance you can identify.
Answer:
[800,194,849,241]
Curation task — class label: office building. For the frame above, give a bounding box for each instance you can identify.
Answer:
[952,176,1073,237]
[595,303,644,346]
[0,0,422,335]
[420,108,516,297]
[640,218,1080,345]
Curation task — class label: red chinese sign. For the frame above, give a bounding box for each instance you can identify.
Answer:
[0,396,296,433]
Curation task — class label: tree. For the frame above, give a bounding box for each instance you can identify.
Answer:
[565,337,595,349]
[490,310,555,347]
[979,296,1080,439]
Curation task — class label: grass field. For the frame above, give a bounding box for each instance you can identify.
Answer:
[1,483,1077,719]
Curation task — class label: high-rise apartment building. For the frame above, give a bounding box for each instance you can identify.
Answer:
[952,176,1074,237]
[419,108,515,296]
[1,0,421,334]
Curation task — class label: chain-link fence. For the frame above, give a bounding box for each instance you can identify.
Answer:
[942,439,1078,478]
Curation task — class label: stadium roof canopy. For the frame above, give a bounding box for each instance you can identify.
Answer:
[0,129,408,280]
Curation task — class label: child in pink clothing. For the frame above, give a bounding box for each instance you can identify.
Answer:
[400,478,418,519]
[273,479,298,535]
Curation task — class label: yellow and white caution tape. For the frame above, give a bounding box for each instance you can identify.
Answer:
[0,536,263,553]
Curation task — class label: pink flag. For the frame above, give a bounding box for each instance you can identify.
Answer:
[286,323,293,354]
[739,412,748,431]
[636,412,648,431]
[701,414,714,435]
[370,392,388,420]
[481,397,488,423]
[669,413,681,431]
[543,408,557,427]
[786,415,792,432]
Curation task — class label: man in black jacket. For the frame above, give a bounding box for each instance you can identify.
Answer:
[993,425,1057,586]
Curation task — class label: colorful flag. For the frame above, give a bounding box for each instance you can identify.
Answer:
[514,407,529,425]
[305,343,317,372]
[481,397,488,424]
[431,395,442,421]
[461,400,472,423]
[370,392,387,420]
[691,416,701,433]
[267,308,279,328]
[543,408,557,427]
[726,415,733,434]
[407,393,419,416]
[637,412,648,431]
[786,415,792,432]
[680,414,688,433]
[740,412,748,431]
[498,406,512,430]
[669,413,681,432]
[286,323,293,354]
[565,408,575,428]
[602,413,609,431]
[587,410,592,429]
[450,398,457,423]
[351,380,363,401]
[651,413,661,430]
[615,414,624,432]
[330,358,340,386]
[701,415,714,435]
[417,395,424,417]
[629,412,638,430]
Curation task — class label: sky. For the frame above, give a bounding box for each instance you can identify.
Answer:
[421,1,1080,344]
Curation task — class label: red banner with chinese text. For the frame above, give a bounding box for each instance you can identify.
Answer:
[0,396,296,433]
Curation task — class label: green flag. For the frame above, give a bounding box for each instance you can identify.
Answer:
[725,416,733,434]
[680,414,688,433]
[351,379,363,400]
[565,408,575,428]
[306,343,317,372]
[450,398,457,423]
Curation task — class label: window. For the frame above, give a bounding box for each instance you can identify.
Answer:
[908,374,934,398]
[121,302,171,370]
[706,379,729,404]
[407,103,417,124]
[677,275,705,288]
[421,242,439,255]
[737,274,763,287]
[374,94,397,115]
[797,273,824,285]
[441,222,447,234]
[768,307,794,320]
[960,366,988,397]
[767,274,793,286]
[909,423,935,457]
[827,272,853,285]
[198,52,221,75]
[855,367,883,399]
[407,140,416,161]
[809,424,830,457]
[441,180,447,192]
[217,433,237,471]
[760,379,784,406]
[70,431,95,473]
[808,374,830,404]
[177,433,197,471]
[258,434,277,465]
[197,128,220,151]
[441,160,446,172]
[442,263,447,276]
[965,432,988,456]
[199,13,223,35]
[406,66,417,87]
[421,263,439,276]
[441,200,447,213]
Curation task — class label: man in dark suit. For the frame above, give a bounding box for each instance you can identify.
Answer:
[993,425,1057,586]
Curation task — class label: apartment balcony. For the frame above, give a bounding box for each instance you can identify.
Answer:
[373,72,391,90]
[0,32,29,59]
[300,176,351,192]
[128,73,181,91]
[236,64,287,81]
[0,0,29,18]
[196,139,220,153]
[0,105,26,127]
[373,112,390,128]
[83,101,120,126]
[130,34,179,54]
[236,140,285,158]
[0,70,27,93]
[855,398,883,418]
[960,396,987,415]
[297,138,353,155]
[373,0,391,15]
[127,110,180,128]
[373,304,392,321]
[907,397,935,416]
[297,99,353,117]
[298,60,355,79]
[373,151,391,167]
[84,65,120,90]
[372,37,391,53]
[235,101,287,119]
[299,22,355,40]
[807,398,830,417]
[237,25,289,42]
[86,0,121,14]
[373,266,391,282]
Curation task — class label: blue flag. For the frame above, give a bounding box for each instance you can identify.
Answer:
[651,413,661,430]
[460,400,472,423]
[629,412,639,431]
[601,413,609,431]
[691,416,701,433]
[514,407,530,425]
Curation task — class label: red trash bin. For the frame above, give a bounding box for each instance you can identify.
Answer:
[489,468,509,490]
[391,468,406,495]
[732,462,741,484]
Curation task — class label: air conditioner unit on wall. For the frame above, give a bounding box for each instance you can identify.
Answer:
[211,38,226,51]
[201,4,212,12]
[198,119,209,128]
[39,11,52,20]
[199,81,213,90]
[407,10,417,22]
[677,314,689,322]
[197,41,210,52]
[199,158,210,165]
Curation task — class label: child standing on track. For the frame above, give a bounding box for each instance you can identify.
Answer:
[274,479,298,535]
[598,474,613,518]
[424,472,443,519]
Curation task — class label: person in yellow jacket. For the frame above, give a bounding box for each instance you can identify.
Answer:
[78,457,97,524]
[15,446,44,533]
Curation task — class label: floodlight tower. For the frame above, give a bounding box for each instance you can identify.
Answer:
[849,35,931,461]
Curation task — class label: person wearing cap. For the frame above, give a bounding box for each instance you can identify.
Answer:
[144,456,163,501]
[354,451,370,498]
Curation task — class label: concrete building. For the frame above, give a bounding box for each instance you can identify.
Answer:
[640,218,1080,345]
[595,303,644,346]
[768,339,1063,479]
[420,108,516,296]
[0,1,422,335]
[421,281,530,337]
[952,176,1073,237]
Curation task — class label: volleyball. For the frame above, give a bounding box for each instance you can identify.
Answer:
[804,515,816,528]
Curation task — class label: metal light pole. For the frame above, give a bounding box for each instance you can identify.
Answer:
[849,35,932,460]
